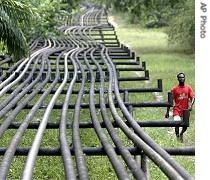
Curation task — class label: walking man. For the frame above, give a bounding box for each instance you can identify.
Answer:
[165,72,195,142]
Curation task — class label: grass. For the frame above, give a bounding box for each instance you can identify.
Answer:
[0,12,195,179]
[109,12,195,179]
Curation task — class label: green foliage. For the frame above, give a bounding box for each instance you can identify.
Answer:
[113,13,195,178]
[21,0,62,39]
[0,0,32,61]
[95,0,185,28]
[165,0,195,52]
[0,0,82,61]
[0,8,195,178]
[95,0,194,52]
[22,0,82,39]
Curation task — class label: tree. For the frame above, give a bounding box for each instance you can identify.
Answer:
[0,0,32,61]
[166,0,195,52]
[93,0,194,52]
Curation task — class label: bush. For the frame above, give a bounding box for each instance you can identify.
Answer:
[165,0,195,52]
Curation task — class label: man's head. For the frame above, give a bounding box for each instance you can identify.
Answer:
[177,72,185,85]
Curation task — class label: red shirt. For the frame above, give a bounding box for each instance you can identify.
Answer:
[172,84,195,116]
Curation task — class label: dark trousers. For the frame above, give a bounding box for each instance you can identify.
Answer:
[175,126,188,137]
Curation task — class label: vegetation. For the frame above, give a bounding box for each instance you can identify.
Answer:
[0,13,195,179]
[95,0,195,52]
[0,0,32,60]
[0,0,81,62]
[0,0,195,179]
[110,11,195,179]
[166,0,195,52]
[0,0,195,61]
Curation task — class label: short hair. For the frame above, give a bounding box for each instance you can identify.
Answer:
[177,72,185,78]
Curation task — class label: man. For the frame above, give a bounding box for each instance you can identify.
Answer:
[165,72,195,142]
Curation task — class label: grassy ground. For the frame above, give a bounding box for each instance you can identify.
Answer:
[108,12,195,179]
[0,12,195,179]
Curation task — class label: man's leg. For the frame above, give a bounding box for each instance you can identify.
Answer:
[179,111,190,142]
[179,126,188,143]
[174,115,181,139]
[175,127,179,138]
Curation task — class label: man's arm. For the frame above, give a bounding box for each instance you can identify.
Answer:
[189,98,195,111]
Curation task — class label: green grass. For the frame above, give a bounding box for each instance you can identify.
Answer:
[109,12,195,179]
[0,12,195,179]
